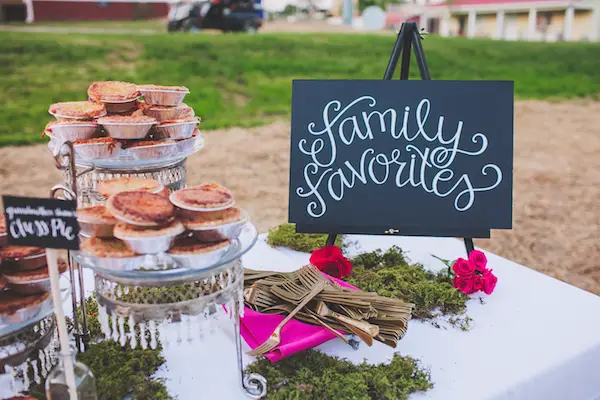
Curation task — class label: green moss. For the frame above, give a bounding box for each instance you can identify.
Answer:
[245,350,432,400]
[345,247,469,325]
[267,223,344,253]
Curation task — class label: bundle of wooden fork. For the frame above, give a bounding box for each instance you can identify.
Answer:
[244,265,414,356]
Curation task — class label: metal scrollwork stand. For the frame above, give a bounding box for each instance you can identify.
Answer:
[52,141,267,398]
[52,141,90,352]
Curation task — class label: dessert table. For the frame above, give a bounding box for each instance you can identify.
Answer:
[70,234,600,400]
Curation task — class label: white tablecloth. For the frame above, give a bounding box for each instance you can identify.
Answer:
[71,235,600,400]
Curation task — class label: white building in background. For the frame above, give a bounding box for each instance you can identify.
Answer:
[388,0,600,42]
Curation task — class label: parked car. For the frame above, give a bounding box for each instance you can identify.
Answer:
[168,0,263,33]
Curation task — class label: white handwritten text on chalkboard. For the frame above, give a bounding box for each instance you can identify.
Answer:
[295,96,503,218]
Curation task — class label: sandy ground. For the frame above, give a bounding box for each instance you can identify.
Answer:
[1,100,599,294]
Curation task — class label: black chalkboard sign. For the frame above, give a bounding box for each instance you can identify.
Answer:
[289,80,513,238]
[3,196,80,250]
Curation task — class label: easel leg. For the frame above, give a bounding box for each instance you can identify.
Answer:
[463,238,475,255]
[326,234,337,247]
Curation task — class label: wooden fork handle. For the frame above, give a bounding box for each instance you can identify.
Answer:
[279,281,326,328]
[332,313,380,337]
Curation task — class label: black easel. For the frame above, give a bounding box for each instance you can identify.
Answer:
[326,22,475,256]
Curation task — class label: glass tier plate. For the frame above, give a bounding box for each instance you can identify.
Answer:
[74,222,258,285]
[48,132,204,170]
[0,283,70,340]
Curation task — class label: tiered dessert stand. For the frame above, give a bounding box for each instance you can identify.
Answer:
[50,133,267,398]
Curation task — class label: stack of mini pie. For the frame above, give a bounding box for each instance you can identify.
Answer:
[44,81,201,161]
[78,177,248,263]
[0,214,66,324]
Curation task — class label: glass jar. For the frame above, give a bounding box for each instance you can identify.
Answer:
[45,352,97,400]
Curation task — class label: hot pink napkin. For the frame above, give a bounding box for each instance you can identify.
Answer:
[241,273,357,363]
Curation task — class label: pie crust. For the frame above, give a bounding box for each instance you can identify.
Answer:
[107,191,175,226]
[156,117,200,126]
[97,115,155,124]
[3,261,68,282]
[73,136,119,146]
[46,119,98,127]
[97,177,163,198]
[170,185,234,211]
[80,236,136,258]
[0,214,6,235]
[156,186,171,198]
[49,101,106,119]
[88,81,140,102]
[0,291,49,316]
[168,237,230,255]
[136,84,189,93]
[179,207,243,230]
[124,139,176,149]
[77,205,117,224]
[0,246,45,261]
[114,219,184,238]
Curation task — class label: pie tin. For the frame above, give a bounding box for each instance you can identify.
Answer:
[5,276,52,295]
[128,140,179,160]
[100,121,155,140]
[153,119,199,140]
[176,131,202,153]
[139,89,189,107]
[144,105,193,121]
[168,242,232,269]
[114,229,184,255]
[1,252,47,271]
[78,253,145,271]
[103,99,139,114]
[49,123,98,142]
[74,140,123,159]
[191,213,250,243]
[49,110,106,120]
[77,218,115,238]
[0,294,50,326]
[170,193,236,212]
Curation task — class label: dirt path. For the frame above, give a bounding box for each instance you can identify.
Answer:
[1,100,599,294]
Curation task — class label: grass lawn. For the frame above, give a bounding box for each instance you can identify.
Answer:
[1,31,600,146]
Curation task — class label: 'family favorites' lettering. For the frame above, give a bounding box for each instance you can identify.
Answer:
[295,96,503,218]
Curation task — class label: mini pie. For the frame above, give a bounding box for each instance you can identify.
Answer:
[170,185,234,211]
[114,219,184,238]
[98,177,163,198]
[0,214,6,235]
[107,191,175,226]
[77,205,117,237]
[80,236,136,258]
[136,84,189,93]
[3,261,68,283]
[72,136,122,159]
[168,236,230,255]
[77,205,117,223]
[73,136,120,147]
[124,139,176,149]
[0,291,49,316]
[88,81,140,102]
[179,207,243,230]
[0,246,45,261]
[49,101,106,119]
[156,186,171,198]
[97,114,155,124]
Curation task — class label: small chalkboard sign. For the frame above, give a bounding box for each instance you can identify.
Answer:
[3,196,80,250]
[289,80,513,238]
